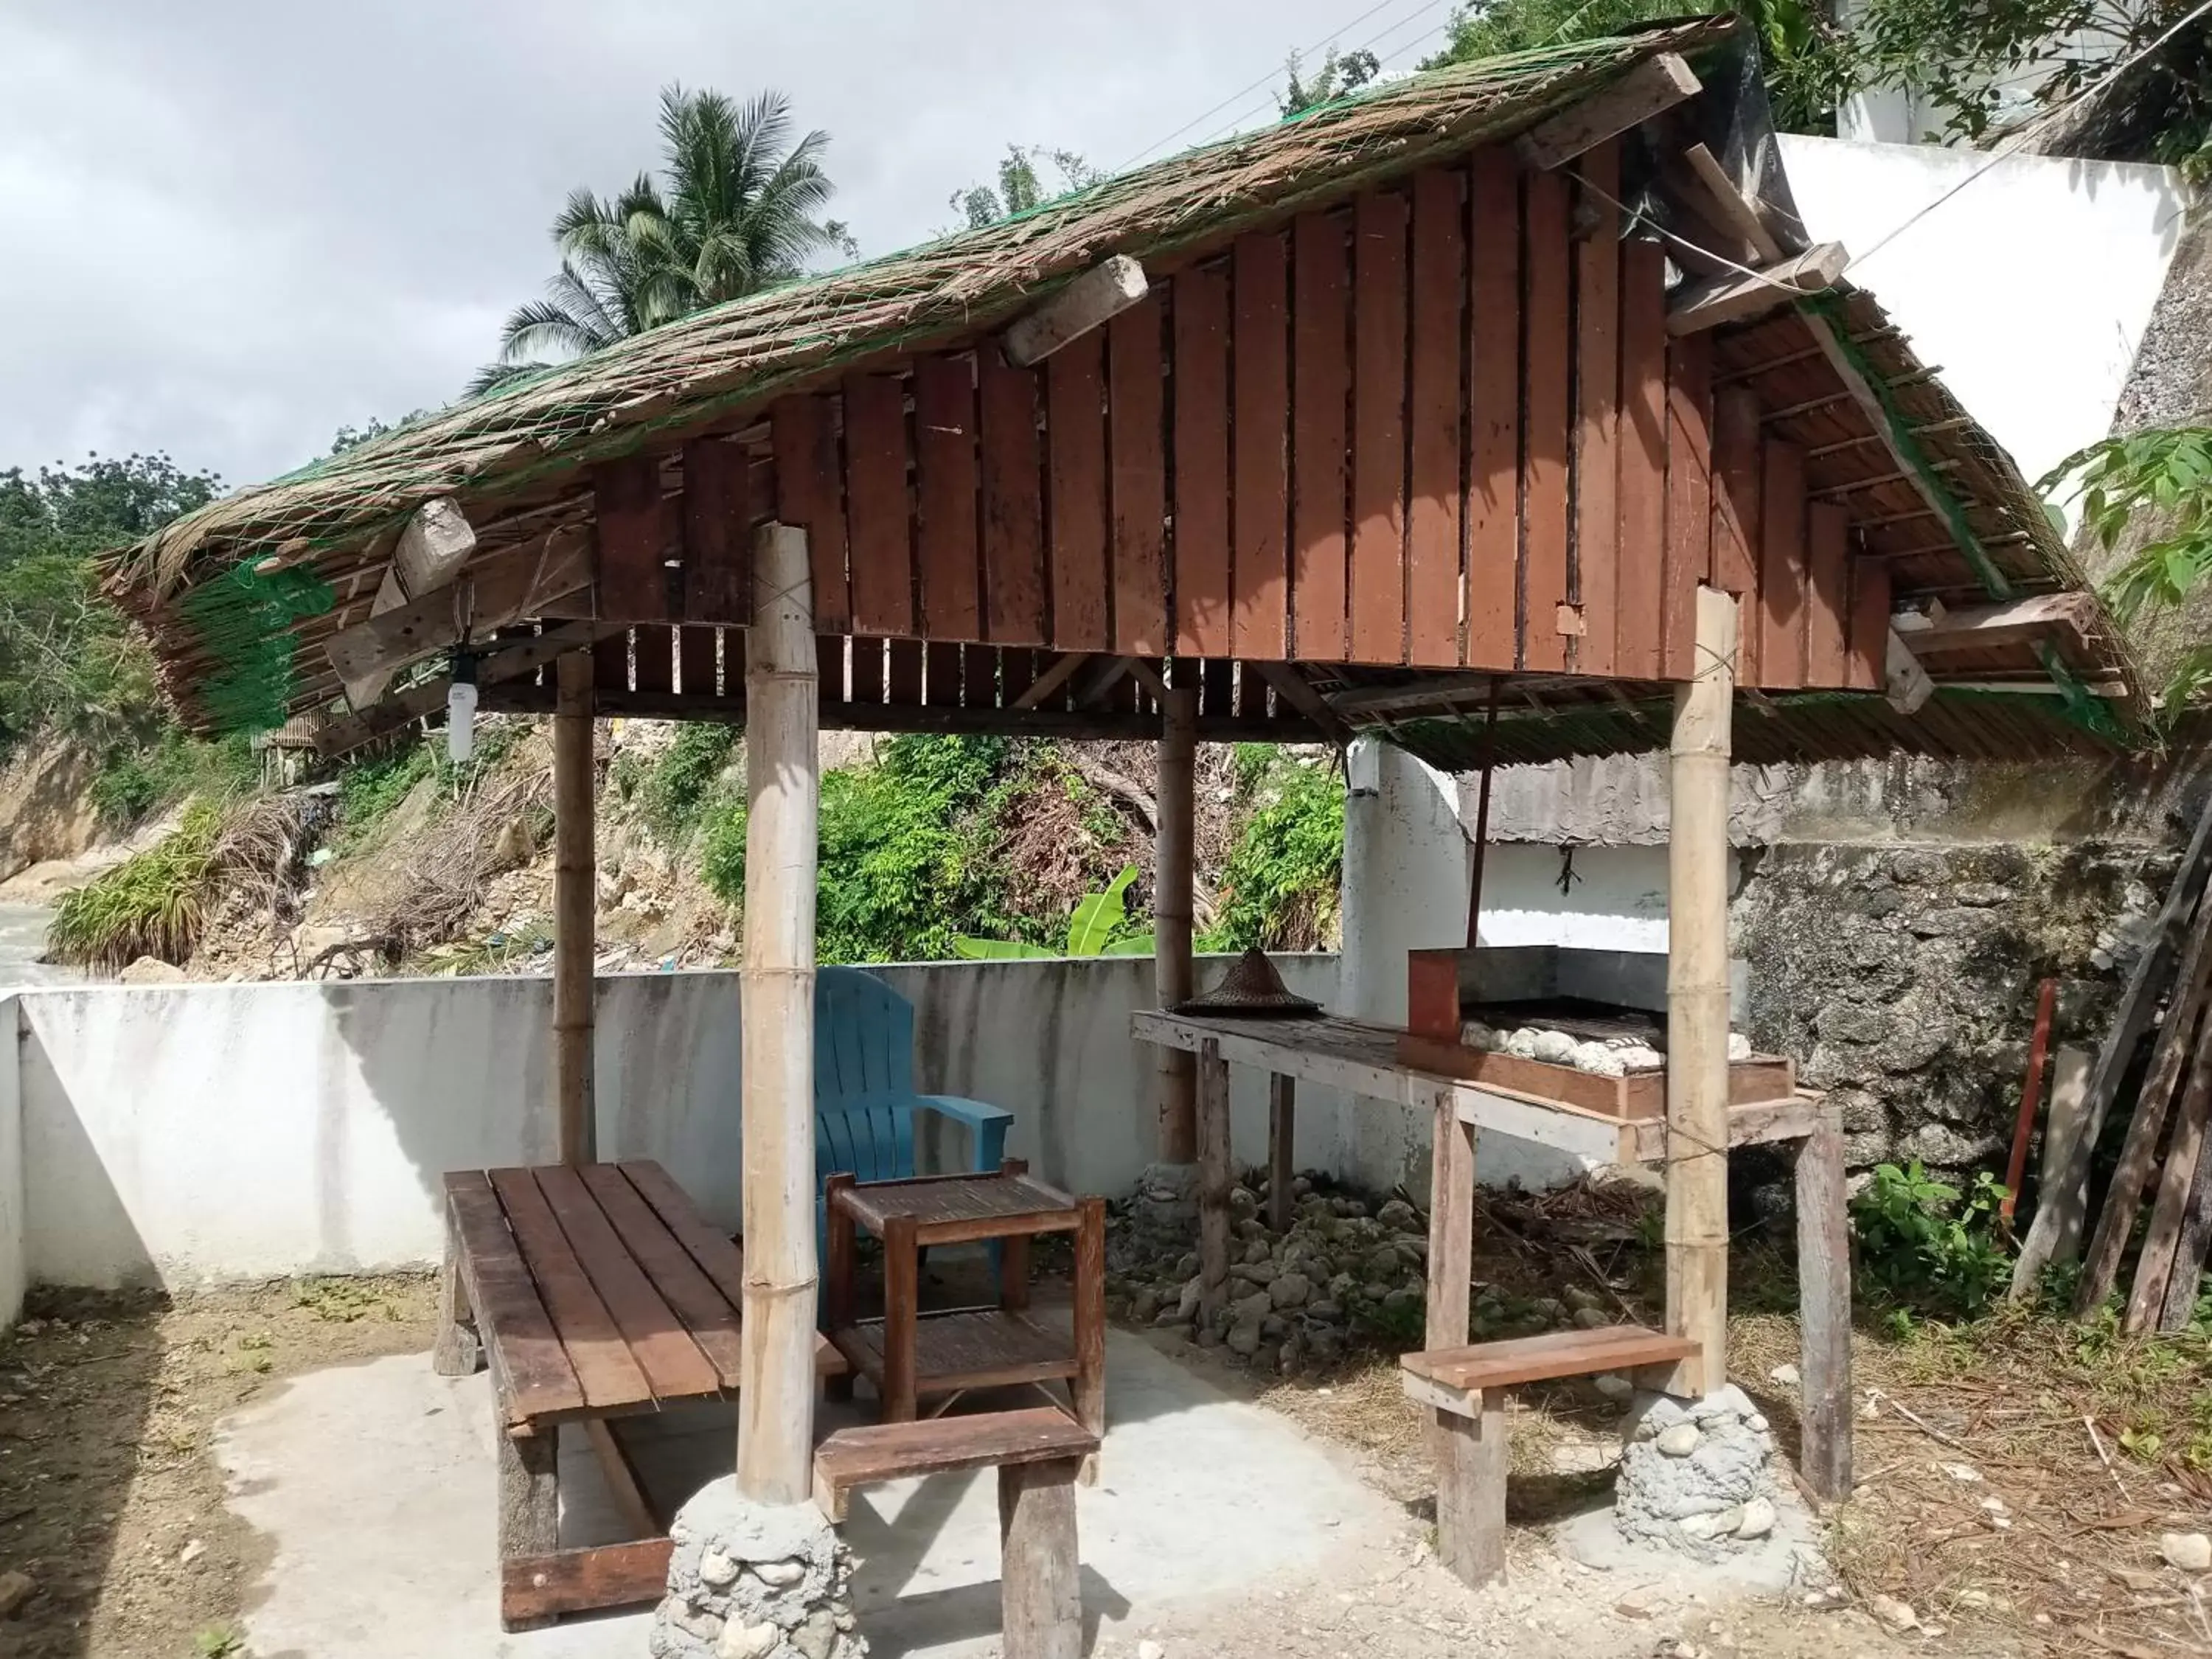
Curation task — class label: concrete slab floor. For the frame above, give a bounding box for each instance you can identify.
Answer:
[212,1327,1418,1658]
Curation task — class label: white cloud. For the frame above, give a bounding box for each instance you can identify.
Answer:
[1,0,1413,486]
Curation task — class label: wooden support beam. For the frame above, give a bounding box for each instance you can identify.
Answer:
[1794,1105,1852,1500]
[1196,1039,1231,1325]
[1001,256,1147,368]
[312,622,617,757]
[1012,651,1093,710]
[1516,53,1701,170]
[1155,686,1199,1164]
[327,525,594,706]
[1883,630,1935,714]
[1667,243,1848,337]
[1896,591,2098,658]
[997,1458,1085,1659]
[1682,142,1783,263]
[1664,585,1736,1398]
[1267,1074,1296,1235]
[394,496,479,597]
[735,521,820,1508]
[1250,661,1356,747]
[552,650,596,1166]
[1071,655,1136,707]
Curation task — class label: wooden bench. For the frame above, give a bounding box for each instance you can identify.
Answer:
[436,1161,847,1630]
[814,1406,1101,1659]
[1399,1324,1700,1586]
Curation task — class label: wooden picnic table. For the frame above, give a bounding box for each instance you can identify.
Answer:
[436,1159,844,1630]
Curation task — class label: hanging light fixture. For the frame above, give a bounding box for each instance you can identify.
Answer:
[446,650,479,764]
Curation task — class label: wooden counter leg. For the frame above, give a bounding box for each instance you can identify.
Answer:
[883,1212,920,1423]
[1071,1197,1107,1442]
[498,1427,560,1632]
[1435,1399,1509,1589]
[433,1194,481,1377]
[1795,1106,1853,1501]
[999,1457,1084,1659]
[1197,1040,1232,1324]
[1267,1074,1296,1235]
[824,1174,858,1404]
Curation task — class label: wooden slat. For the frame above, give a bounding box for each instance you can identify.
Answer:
[1107,296,1168,655]
[502,1540,672,1624]
[812,1405,1097,1521]
[772,395,851,633]
[594,630,630,695]
[1408,169,1465,669]
[1758,438,1808,688]
[849,636,884,706]
[844,372,914,636]
[1405,1323,1700,1392]
[594,457,675,624]
[1350,189,1409,664]
[1232,230,1291,660]
[445,1172,585,1423]
[888,637,923,705]
[487,1168,653,1411]
[925,640,961,705]
[1290,210,1350,661]
[1047,332,1110,651]
[1708,386,1763,685]
[980,352,1046,644]
[1520,167,1572,673]
[1466,152,1521,672]
[1572,142,1621,676]
[678,625,717,697]
[631,625,673,695]
[681,437,749,624]
[577,1164,745,1390]
[533,1164,721,1401]
[1846,556,1889,691]
[1173,260,1233,656]
[1615,237,1669,681]
[915,355,981,639]
[1804,501,1851,687]
[816,634,844,711]
[1660,333,1714,680]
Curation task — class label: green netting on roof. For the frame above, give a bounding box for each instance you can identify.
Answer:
[175,562,335,733]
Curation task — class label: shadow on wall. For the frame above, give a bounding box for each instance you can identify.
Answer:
[13,956,1343,1291]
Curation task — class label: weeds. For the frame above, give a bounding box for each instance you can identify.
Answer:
[633,723,740,848]
[291,1277,396,1323]
[47,801,223,968]
[1200,752,1344,953]
[1850,1160,2012,1320]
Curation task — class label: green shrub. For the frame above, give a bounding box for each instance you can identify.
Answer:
[90,731,258,827]
[637,723,740,847]
[1850,1160,2012,1321]
[1200,755,1345,953]
[49,802,223,969]
[335,740,438,848]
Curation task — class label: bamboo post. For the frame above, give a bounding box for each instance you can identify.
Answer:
[1664,586,1737,1397]
[735,521,820,1506]
[1155,684,1199,1163]
[552,649,597,1164]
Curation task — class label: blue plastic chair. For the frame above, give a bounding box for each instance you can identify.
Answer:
[813,967,1015,1259]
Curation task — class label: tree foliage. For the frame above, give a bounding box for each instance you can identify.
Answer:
[1279,46,1380,116]
[950,147,1105,232]
[1200,750,1346,953]
[475,86,855,393]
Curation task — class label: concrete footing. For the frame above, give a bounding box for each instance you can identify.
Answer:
[1613,1385,1779,1562]
[649,1482,863,1659]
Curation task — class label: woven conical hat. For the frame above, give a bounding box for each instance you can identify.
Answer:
[1173,947,1321,1017]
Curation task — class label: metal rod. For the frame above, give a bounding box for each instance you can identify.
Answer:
[1464,678,1502,948]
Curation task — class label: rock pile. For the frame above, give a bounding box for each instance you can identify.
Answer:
[1107,1173,1610,1377]
[650,1482,864,1659]
[1613,1385,1778,1561]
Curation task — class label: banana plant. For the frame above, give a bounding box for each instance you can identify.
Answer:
[953,865,1155,959]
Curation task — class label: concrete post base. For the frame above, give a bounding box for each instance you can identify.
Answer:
[1613,1385,1780,1562]
[649,1481,864,1659]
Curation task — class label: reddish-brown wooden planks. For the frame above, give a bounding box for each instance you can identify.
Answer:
[844,372,914,637]
[594,630,630,695]
[1046,333,1110,651]
[1847,554,1890,691]
[533,1165,721,1401]
[1661,333,1714,681]
[1520,168,1572,673]
[487,1168,652,1409]
[1351,191,1409,664]
[632,625,674,695]
[1615,237,1669,681]
[1709,386,1764,684]
[1572,143,1621,677]
[1408,170,1466,668]
[1232,232,1291,660]
[980,353,1046,644]
[1804,501,1851,687]
[772,396,851,633]
[1758,438,1808,688]
[594,456,675,624]
[1466,151,1521,673]
[887,637,923,705]
[1174,260,1234,657]
[681,438,749,624]
[1107,296,1168,655]
[914,355,981,641]
[678,626,717,696]
[1290,212,1350,662]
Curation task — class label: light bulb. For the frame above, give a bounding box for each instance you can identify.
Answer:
[447,679,478,764]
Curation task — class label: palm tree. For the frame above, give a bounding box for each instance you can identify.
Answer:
[470,87,852,394]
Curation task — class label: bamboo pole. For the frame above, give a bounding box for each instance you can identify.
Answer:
[552,649,596,1165]
[735,521,820,1506]
[1665,585,1737,1396]
[1155,684,1199,1164]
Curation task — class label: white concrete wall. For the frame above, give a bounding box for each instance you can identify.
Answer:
[1778,133,2186,496]
[0,997,22,1329]
[15,955,1343,1290]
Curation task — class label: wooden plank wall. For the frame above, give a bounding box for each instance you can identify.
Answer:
[586,141,1891,694]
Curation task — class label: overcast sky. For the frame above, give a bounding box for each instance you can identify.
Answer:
[1,1,1461,490]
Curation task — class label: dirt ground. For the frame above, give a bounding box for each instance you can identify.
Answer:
[0,1276,437,1659]
[4,1262,2210,1658]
